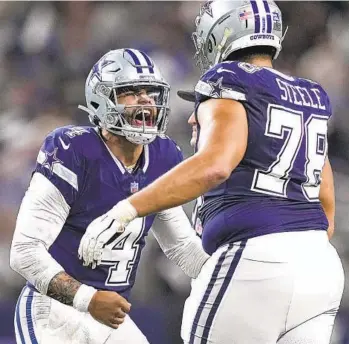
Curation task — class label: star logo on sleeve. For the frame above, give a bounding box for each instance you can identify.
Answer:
[42,148,63,173]
[201,0,213,17]
[208,77,224,98]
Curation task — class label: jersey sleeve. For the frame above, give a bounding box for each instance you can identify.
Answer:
[34,126,86,206]
[194,62,248,104]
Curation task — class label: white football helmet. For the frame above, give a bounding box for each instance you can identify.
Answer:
[192,0,286,72]
[79,49,170,145]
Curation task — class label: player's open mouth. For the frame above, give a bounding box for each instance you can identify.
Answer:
[131,109,154,127]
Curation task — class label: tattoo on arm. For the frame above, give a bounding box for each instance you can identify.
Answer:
[47,271,82,306]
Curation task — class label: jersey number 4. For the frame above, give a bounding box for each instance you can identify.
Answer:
[251,104,328,201]
[101,218,145,287]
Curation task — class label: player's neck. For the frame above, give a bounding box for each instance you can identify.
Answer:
[244,56,273,68]
[101,129,143,167]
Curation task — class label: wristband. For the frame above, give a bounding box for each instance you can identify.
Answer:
[73,284,97,312]
[110,200,138,225]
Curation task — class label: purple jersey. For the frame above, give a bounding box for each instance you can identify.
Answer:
[194,61,331,254]
[33,126,182,299]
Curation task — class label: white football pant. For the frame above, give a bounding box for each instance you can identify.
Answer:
[181,230,344,344]
[14,286,149,344]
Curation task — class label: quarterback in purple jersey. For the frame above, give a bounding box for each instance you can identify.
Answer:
[80,1,345,343]
[9,49,209,344]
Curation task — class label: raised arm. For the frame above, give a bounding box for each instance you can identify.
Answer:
[78,99,248,268]
[319,157,335,239]
[129,98,248,216]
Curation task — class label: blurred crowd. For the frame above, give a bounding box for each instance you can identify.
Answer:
[1,1,349,343]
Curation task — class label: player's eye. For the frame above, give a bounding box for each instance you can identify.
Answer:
[121,91,136,97]
[134,90,146,97]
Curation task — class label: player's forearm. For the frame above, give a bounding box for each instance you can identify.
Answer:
[47,271,82,306]
[11,240,97,310]
[152,207,210,278]
[10,173,73,293]
[10,237,66,295]
[129,153,229,217]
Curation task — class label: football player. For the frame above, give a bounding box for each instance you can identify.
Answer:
[79,1,345,343]
[10,48,209,344]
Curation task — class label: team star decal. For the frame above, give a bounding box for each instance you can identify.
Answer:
[42,148,63,173]
[201,0,213,17]
[90,57,115,81]
[208,77,224,97]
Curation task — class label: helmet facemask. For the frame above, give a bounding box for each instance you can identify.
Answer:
[192,13,212,73]
[192,31,211,74]
[107,84,170,145]
[80,81,170,145]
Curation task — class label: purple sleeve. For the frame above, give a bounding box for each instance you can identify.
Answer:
[195,62,248,104]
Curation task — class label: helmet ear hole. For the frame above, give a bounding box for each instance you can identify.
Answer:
[91,101,99,110]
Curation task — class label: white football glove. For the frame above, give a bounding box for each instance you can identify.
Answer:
[78,200,138,269]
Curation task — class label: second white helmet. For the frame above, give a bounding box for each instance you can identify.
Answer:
[192,0,285,72]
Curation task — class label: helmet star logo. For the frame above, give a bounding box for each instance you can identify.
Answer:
[201,0,213,18]
[90,57,115,82]
[208,77,224,98]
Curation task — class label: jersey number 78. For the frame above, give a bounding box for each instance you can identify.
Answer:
[251,104,328,201]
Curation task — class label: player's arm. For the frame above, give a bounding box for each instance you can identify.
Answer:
[128,98,248,216]
[9,173,91,306]
[10,173,130,328]
[151,206,209,278]
[79,99,247,267]
[319,157,335,239]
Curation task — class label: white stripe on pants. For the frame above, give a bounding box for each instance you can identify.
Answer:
[14,285,149,344]
[181,231,344,344]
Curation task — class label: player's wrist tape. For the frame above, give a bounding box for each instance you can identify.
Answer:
[110,200,138,225]
[73,284,97,312]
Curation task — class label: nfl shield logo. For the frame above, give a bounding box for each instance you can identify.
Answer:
[130,182,139,194]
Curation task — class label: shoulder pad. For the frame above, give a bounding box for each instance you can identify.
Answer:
[195,61,250,103]
[34,126,94,205]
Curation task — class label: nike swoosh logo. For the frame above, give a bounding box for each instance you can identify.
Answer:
[217,67,235,74]
[59,137,70,150]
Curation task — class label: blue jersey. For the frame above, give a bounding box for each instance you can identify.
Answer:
[194,61,331,254]
[32,126,182,299]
